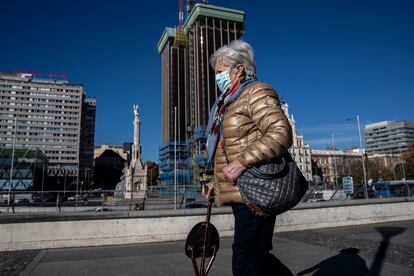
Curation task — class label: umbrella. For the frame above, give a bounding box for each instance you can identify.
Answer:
[185,197,219,276]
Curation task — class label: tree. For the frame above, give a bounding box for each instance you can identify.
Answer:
[394,159,414,180]
[350,160,364,184]
[393,143,414,180]
[402,142,414,161]
[350,159,394,183]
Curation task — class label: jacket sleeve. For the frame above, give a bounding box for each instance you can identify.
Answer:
[236,85,293,168]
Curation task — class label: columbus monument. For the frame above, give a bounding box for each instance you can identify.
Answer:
[123,105,147,199]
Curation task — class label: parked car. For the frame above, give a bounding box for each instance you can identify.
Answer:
[31,192,57,203]
[185,202,208,209]
[306,198,327,203]
[92,207,113,212]
[15,198,31,205]
[67,195,87,201]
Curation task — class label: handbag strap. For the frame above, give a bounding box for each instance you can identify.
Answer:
[222,143,287,179]
[247,157,286,179]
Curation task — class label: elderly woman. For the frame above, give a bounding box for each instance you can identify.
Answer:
[203,40,293,275]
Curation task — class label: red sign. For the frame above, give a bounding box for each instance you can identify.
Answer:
[47,72,69,79]
[16,70,43,76]
[16,70,69,79]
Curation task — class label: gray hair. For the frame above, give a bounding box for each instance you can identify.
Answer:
[210,40,256,78]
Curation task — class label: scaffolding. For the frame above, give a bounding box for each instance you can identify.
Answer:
[174,28,188,48]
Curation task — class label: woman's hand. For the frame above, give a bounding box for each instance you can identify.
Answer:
[202,182,215,199]
[223,159,246,182]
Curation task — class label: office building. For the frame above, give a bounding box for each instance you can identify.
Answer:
[183,4,245,134]
[157,3,245,185]
[158,3,244,143]
[0,72,95,188]
[79,96,96,185]
[158,27,187,144]
[365,120,414,155]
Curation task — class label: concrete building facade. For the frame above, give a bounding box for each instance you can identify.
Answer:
[282,103,313,181]
[365,120,414,155]
[94,144,128,161]
[368,153,402,171]
[0,72,95,187]
[94,145,127,190]
[311,149,361,186]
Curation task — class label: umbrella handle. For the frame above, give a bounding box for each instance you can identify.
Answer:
[200,197,214,275]
[191,247,201,276]
[192,245,218,276]
[205,196,213,224]
[204,246,218,275]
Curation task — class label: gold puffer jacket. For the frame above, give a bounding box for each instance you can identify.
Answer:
[213,82,293,206]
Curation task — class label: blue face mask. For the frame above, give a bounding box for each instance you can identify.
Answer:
[215,71,232,93]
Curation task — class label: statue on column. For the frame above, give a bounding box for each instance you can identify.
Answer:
[133,104,139,120]
[123,104,147,199]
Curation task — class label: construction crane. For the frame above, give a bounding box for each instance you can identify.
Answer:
[175,1,208,46]
[179,0,184,28]
[183,0,208,23]
[175,0,200,47]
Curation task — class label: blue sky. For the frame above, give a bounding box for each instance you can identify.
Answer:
[1,0,413,162]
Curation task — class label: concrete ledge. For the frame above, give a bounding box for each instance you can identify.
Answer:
[1,197,411,224]
[0,197,413,251]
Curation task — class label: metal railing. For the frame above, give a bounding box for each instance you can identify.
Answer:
[0,185,205,214]
[1,183,413,214]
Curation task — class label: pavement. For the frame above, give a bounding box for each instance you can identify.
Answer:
[2,220,413,276]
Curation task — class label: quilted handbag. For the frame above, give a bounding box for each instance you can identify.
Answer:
[236,153,309,216]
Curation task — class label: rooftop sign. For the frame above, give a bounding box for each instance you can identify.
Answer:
[16,70,69,79]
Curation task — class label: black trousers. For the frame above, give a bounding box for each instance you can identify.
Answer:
[231,203,277,276]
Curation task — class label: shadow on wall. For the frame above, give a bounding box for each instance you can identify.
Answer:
[296,226,406,276]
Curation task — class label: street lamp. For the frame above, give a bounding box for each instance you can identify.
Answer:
[174,106,177,210]
[7,118,17,214]
[347,115,368,199]
[76,163,80,194]
[399,147,407,180]
[83,168,90,192]
[331,133,338,190]
[63,170,67,197]
[41,163,45,196]
[331,132,345,190]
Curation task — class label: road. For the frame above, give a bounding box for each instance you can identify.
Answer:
[3,220,413,275]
